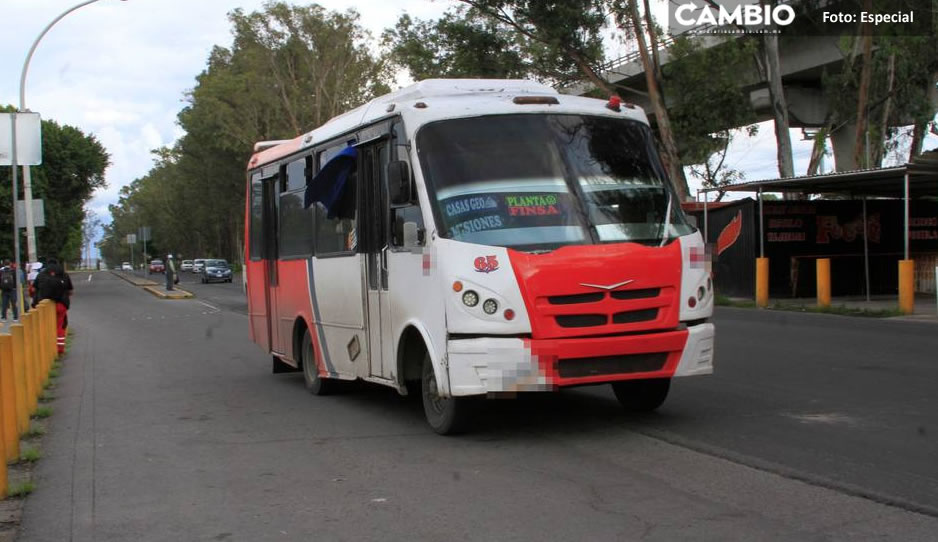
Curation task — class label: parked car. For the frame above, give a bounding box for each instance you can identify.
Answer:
[149,259,165,273]
[201,259,232,283]
[121,262,133,271]
[193,259,206,273]
[180,260,194,272]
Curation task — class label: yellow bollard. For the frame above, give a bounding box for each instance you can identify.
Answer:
[41,300,57,365]
[31,311,43,392]
[899,260,915,315]
[756,257,770,308]
[0,335,19,462]
[45,301,59,361]
[0,422,6,499]
[816,258,831,308]
[10,325,29,434]
[36,306,49,382]
[22,313,38,412]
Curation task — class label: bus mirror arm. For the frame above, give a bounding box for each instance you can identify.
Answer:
[388,161,412,206]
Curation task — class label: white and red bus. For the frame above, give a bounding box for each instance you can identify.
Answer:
[245,79,714,434]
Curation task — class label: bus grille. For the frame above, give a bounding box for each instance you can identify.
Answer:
[556,352,669,378]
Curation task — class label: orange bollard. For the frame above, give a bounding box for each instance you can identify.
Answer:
[816,258,831,308]
[756,257,770,308]
[0,335,19,462]
[898,260,915,315]
[10,325,29,434]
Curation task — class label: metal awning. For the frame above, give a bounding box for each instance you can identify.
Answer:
[695,152,938,303]
[712,153,938,198]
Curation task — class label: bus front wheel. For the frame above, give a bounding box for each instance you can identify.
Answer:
[422,353,471,435]
[612,378,670,412]
[302,329,333,396]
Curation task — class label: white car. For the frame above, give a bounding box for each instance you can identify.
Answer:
[193,259,206,273]
[180,260,194,272]
[121,262,133,271]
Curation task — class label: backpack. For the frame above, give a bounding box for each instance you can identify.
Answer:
[0,268,14,291]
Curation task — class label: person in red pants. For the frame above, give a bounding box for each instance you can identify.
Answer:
[34,258,73,354]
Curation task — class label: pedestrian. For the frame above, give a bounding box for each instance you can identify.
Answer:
[165,254,177,291]
[0,259,19,321]
[27,260,43,308]
[35,258,73,355]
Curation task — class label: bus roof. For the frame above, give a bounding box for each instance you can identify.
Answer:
[248,78,648,170]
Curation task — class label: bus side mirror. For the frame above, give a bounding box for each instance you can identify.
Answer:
[388,161,412,206]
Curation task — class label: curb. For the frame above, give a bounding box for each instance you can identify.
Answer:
[109,271,160,287]
[142,286,193,299]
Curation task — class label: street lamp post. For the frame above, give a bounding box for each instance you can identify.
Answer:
[18,0,122,263]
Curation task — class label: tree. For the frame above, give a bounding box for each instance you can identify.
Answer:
[608,0,690,201]
[0,110,109,264]
[99,2,390,264]
[384,9,530,80]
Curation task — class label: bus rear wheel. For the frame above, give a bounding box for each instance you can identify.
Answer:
[422,352,472,435]
[302,328,333,396]
[611,378,670,412]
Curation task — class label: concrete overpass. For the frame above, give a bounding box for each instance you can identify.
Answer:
[566,31,871,171]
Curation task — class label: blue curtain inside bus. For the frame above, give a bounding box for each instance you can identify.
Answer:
[305,145,358,219]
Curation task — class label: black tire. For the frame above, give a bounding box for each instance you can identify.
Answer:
[611,378,671,412]
[421,352,472,435]
[301,328,332,396]
[201,277,206,284]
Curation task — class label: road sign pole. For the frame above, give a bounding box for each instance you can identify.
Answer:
[9,112,24,315]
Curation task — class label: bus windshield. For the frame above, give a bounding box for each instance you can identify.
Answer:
[416,114,693,250]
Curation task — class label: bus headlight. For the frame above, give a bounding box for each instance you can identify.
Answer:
[462,290,479,307]
[482,298,498,315]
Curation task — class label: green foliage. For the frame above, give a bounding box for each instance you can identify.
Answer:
[19,447,41,463]
[25,425,46,438]
[664,36,759,166]
[452,0,608,86]
[0,112,109,263]
[33,406,53,419]
[99,2,390,264]
[8,481,35,497]
[384,8,530,80]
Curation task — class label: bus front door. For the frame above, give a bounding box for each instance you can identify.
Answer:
[361,142,394,379]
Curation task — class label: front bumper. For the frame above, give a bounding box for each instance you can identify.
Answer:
[447,323,714,396]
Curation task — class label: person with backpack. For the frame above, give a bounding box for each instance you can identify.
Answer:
[35,258,73,354]
[0,259,20,322]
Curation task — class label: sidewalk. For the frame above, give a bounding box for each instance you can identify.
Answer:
[726,293,938,322]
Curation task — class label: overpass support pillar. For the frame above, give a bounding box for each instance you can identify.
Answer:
[831,122,858,172]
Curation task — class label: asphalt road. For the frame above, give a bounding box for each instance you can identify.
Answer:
[16,271,938,541]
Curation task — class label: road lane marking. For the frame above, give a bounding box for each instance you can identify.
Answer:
[197,300,221,314]
[88,274,93,282]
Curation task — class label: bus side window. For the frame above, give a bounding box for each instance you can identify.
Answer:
[314,144,358,256]
[391,205,424,248]
[390,122,424,248]
[279,156,314,258]
[249,173,263,260]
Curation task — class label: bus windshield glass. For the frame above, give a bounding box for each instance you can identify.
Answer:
[417,114,693,250]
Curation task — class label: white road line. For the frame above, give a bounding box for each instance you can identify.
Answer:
[197,300,221,313]
[87,274,93,282]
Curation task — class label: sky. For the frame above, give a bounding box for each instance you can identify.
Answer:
[1,0,934,248]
